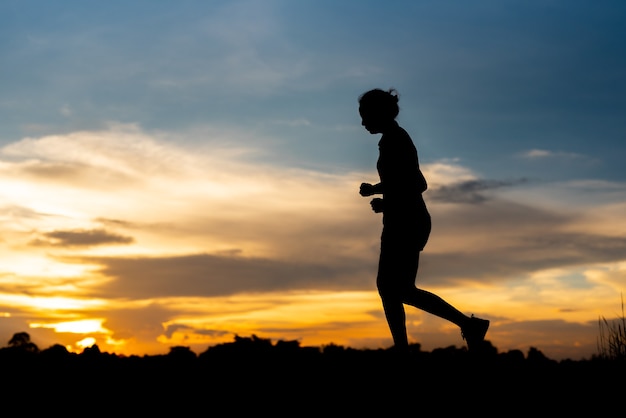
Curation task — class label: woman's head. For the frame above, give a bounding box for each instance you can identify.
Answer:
[358,88,400,134]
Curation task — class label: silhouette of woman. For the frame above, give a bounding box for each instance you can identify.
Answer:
[358,88,489,353]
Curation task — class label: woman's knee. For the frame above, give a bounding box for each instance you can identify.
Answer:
[377,280,409,300]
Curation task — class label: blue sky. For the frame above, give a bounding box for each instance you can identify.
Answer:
[4,0,625,178]
[0,0,625,360]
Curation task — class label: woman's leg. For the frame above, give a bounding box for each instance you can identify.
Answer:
[403,287,469,327]
[401,252,490,350]
[376,237,415,350]
[379,295,409,349]
[402,252,469,327]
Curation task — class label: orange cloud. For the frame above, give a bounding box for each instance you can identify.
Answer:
[0,125,624,361]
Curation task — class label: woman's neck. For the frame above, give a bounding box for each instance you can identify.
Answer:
[380,120,399,135]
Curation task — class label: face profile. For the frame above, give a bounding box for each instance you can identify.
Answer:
[358,88,400,135]
[359,106,384,134]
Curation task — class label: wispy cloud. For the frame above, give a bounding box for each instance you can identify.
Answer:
[520,149,585,160]
[269,118,312,127]
[30,228,134,248]
[428,178,528,204]
[0,125,624,360]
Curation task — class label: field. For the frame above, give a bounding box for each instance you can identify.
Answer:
[1,334,623,415]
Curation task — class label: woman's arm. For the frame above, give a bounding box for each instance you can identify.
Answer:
[359,182,383,196]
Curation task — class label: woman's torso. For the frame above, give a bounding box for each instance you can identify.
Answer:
[376,124,429,226]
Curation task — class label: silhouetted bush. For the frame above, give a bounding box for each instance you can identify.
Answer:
[597,294,626,361]
[1,330,625,415]
[7,331,39,353]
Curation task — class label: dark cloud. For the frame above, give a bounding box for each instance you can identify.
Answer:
[99,303,174,342]
[60,225,626,300]
[428,178,528,204]
[15,161,86,180]
[95,218,135,228]
[9,160,136,189]
[432,197,571,233]
[421,232,626,286]
[30,228,134,247]
[70,252,373,299]
[163,323,228,340]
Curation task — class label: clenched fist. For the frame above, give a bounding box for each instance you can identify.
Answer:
[370,197,384,213]
[359,182,376,197]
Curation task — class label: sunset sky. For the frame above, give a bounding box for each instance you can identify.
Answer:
[1,0,625,361]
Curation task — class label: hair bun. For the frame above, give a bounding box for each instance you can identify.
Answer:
[388,88,399,102]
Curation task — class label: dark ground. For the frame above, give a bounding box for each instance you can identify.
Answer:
[1,335,622,415]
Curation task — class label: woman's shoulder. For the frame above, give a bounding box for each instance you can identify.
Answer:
[395,124,413,139]
[381,125,415,148]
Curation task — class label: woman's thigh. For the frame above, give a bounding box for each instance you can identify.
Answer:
[376,235,420,293]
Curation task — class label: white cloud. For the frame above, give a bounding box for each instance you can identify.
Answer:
[1,124,625,359]
[519,149,584,160]
[59,104,72,117]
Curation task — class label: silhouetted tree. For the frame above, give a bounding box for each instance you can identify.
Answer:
[500,349,526,365]
[527,346,556,366]
[8,332,39,353]
[168,346,196,361]
[84,344,101,354]
[274,339,301,353]
[322,342,346,355]
[40,344,72,360]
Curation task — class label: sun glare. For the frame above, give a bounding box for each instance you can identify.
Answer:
[0,254,96,279]
[76,337,97,349]
[0,294,105,311]
[30,319,109,334]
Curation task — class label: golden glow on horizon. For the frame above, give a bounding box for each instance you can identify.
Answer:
[0,293,107,315]
[0,254,95,279]
[31,319,109,334]
[76,337,97,349]
[0,126,624,361]
[155,290,386,349]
